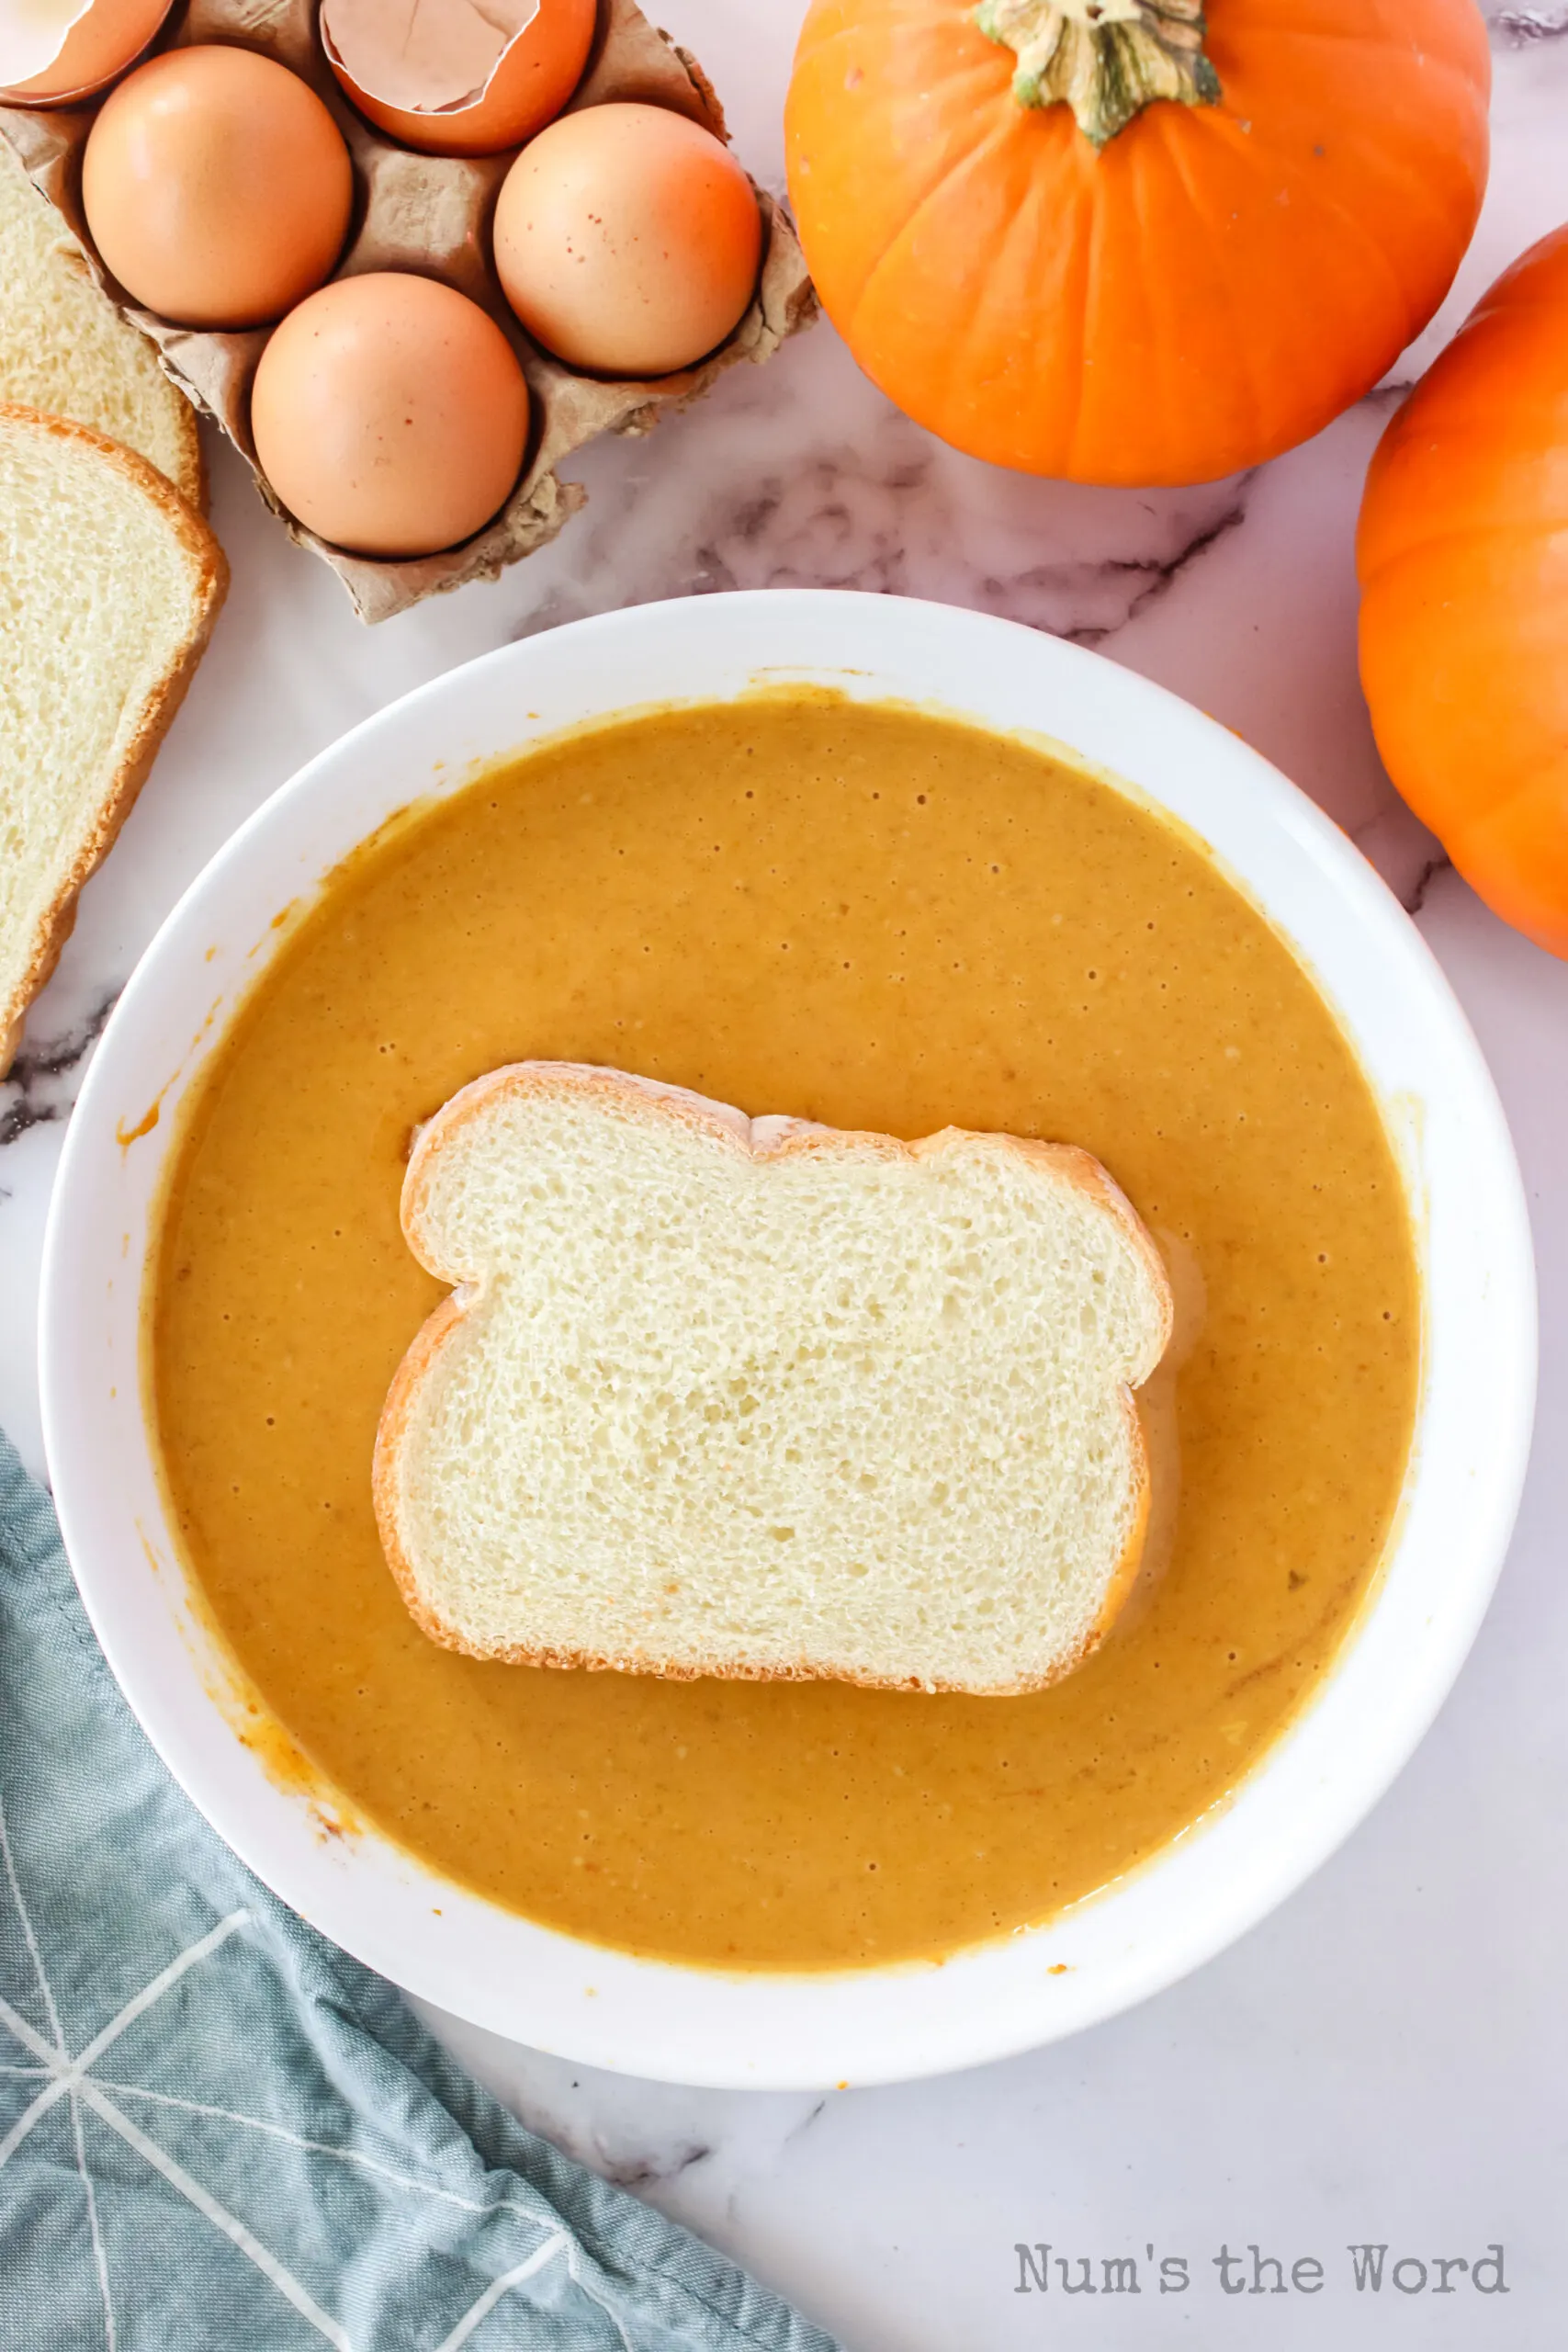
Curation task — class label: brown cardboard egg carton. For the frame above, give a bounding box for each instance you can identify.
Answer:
[0,0,815,620]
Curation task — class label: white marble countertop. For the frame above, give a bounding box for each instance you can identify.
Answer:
[6,6,1568,2344]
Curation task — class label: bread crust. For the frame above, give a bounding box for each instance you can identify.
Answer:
[0,402,228,1075]
[169,398,206,515]
[373,1060,1174,1695]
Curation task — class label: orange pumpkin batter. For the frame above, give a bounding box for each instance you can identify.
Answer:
[149,694,1419,1970]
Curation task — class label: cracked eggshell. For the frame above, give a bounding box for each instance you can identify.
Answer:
[0,0,172,104]
[322,0,596,159]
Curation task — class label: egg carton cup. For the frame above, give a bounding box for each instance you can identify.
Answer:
[0,0,816,620]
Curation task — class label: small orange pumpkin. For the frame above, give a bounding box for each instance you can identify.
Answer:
[784,0,1490,486]
[1358,228,1568,961]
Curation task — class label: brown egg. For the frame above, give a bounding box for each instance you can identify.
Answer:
[0,0,172,106]
[324,0,595,159]
[492,102,762,378]
[250,272,530,559]
[81,47,353,330]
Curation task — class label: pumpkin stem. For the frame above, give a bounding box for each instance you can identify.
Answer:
[973,0,1220,149]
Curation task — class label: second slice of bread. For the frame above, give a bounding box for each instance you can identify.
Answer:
[375,1062,1172,1696]
[0,141,203,508]
[0,403,227,1072]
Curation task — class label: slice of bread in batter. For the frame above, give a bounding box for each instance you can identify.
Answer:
[0,141,203,508]
[374,1061,1172,1696]
[0,404,227,1073]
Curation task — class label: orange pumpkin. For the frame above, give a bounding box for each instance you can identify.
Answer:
[1358,228,1568,961]
[784,0,1490,486]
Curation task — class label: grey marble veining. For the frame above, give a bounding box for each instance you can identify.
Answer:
[1490,6,1568,40]
[0,987,119,1163]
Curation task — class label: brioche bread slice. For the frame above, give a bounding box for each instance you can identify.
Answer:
[0,403,227,1072]
[375,1062,1172,1696]
[0,141,203,508]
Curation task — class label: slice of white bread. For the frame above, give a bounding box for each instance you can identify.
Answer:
[0,403,227,1072]
[0,141,203,508]
[375,1061,1173,1696]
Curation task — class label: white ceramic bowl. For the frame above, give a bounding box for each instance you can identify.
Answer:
[40,591,1536,2088]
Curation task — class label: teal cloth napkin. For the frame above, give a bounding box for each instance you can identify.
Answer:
[0,1429,839,2352]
